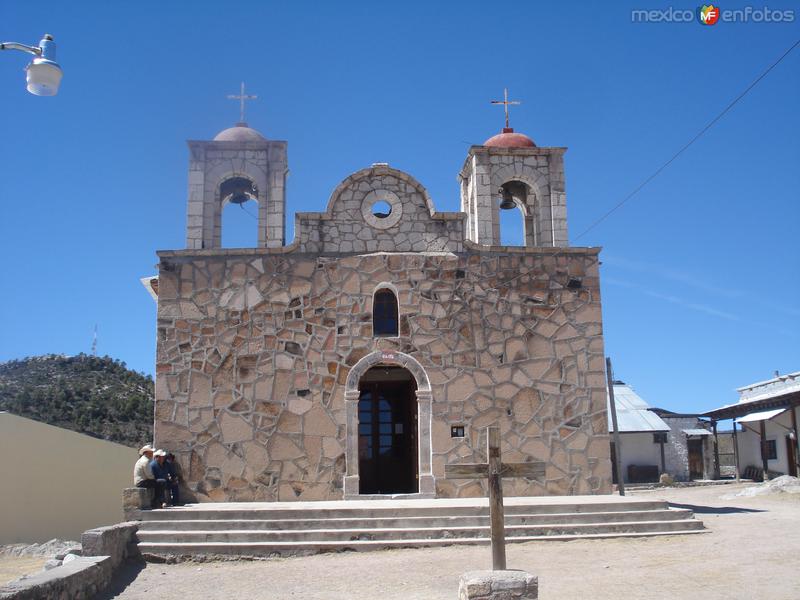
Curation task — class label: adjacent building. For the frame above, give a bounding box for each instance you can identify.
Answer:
[608,382,714,484]
[0,412,138,543]
[705,371,800,480]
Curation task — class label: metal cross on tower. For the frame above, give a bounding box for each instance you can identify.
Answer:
[490,88,521,129]
[227,82,257,124]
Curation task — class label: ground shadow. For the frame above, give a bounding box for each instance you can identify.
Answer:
[669,502,766,515]
[95,560,145,599]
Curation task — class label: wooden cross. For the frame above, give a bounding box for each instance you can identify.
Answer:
[445,426,546,570]
[227,81,257,123]
[490,88,521,129]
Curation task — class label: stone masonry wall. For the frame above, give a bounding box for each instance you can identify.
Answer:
[294,165,465,254]
[154,248,611,501]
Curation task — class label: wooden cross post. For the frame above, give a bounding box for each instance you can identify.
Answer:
[445,426,546,570]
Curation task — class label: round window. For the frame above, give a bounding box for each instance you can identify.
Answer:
[371,200,392,219]
[361,189,402,229]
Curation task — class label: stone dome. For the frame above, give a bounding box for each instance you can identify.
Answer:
[213,122,267,142]
[483,127,535,148]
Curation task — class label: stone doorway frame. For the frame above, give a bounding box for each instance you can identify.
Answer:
[343,351,434,499]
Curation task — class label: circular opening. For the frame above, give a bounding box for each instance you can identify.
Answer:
[371,200,392,219]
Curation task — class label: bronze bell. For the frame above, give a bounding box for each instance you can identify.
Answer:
[499,186,516,210]
[222,177,258,205]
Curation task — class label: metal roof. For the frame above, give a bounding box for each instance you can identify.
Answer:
[737,408,787,423]
[682,428,712,436]
[705,371,800,418]
[608,383,670,433]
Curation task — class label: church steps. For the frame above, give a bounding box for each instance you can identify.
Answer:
[136,508,693,532]
[134,497,704,558]
[136,517,703,545]
[139,500,670,522]
[137,528,707,559]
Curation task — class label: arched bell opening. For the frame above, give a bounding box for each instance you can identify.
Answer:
[496,180,535,246]
[220,176,260,248]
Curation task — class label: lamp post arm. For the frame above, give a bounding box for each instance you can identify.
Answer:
[0,42,43,56]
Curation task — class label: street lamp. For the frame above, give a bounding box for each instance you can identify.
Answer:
[0,34,62,96]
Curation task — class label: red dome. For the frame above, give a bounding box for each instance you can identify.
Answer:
[483,127,535,148]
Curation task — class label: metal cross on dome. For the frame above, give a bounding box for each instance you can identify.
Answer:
[490,88,521,129]
[227,82,257,124]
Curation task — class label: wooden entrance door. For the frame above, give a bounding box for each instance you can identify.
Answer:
[688,439,704,479]
[358,379,417,494]
[786,436,798,477]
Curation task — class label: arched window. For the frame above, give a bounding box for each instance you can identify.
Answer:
[373,288,399,337]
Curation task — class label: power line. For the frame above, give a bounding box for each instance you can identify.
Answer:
[573,37,800,242]
[484,37,799,293]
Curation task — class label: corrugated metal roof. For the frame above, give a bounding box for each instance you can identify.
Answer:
[737,408,787,423]
[608,383,670,433]
[682,428,712,436]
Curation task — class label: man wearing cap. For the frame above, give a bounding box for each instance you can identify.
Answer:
[133,445,167,508]
[148,449,170,509]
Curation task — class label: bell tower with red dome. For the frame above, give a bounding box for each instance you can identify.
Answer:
[458,90,568,247]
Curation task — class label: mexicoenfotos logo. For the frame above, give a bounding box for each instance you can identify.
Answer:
[698,5,720,25]
[631,5,795,23]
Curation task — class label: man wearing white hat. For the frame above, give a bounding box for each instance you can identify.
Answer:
[133,445,167,508]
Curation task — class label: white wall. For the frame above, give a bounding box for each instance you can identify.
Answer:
[615,432,663,483]
[0,412,139,543]
[736,410,797,476]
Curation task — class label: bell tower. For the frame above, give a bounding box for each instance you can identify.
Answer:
[458,90,568,247]
[185,86,288,249]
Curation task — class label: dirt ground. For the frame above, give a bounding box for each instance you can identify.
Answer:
[100,484,800,600]
[0,556,47,587]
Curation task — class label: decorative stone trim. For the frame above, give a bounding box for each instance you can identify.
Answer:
[343,351,434,498]
[361,189,403,229]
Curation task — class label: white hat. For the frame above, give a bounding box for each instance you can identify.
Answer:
[139,445,155,455]
[154,449,167,457]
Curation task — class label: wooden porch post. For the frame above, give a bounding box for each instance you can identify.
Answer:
[712,420,721,480]
[791,405,800,478]
[732,418,740,482]
[759,419,770,482]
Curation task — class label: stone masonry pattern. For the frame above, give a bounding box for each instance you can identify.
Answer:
[154,157,612,501]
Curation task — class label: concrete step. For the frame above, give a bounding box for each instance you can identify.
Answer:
[139,500,670,522]
[136,518,704,544]
[137,508,694,532]
[138,529,708,558]
[134,496,704,558]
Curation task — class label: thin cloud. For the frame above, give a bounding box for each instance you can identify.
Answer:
[642,290,741,322]
[603,277,740,321]
[603,255,800,317]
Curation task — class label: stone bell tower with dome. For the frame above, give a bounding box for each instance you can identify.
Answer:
[459,89,568,248]
[185,91,288,250]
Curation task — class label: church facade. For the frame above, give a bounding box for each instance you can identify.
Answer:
[152,119,612,502]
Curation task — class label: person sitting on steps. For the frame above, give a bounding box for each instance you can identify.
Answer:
[164,452,183,506]
[134,445,166,508]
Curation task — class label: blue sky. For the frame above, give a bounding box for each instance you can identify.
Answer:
[1,1,797,414]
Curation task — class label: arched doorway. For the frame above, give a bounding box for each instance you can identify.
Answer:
[357,366,417,494]
[343,350,434,498]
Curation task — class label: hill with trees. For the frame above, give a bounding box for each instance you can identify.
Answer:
[0,354,154,448]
